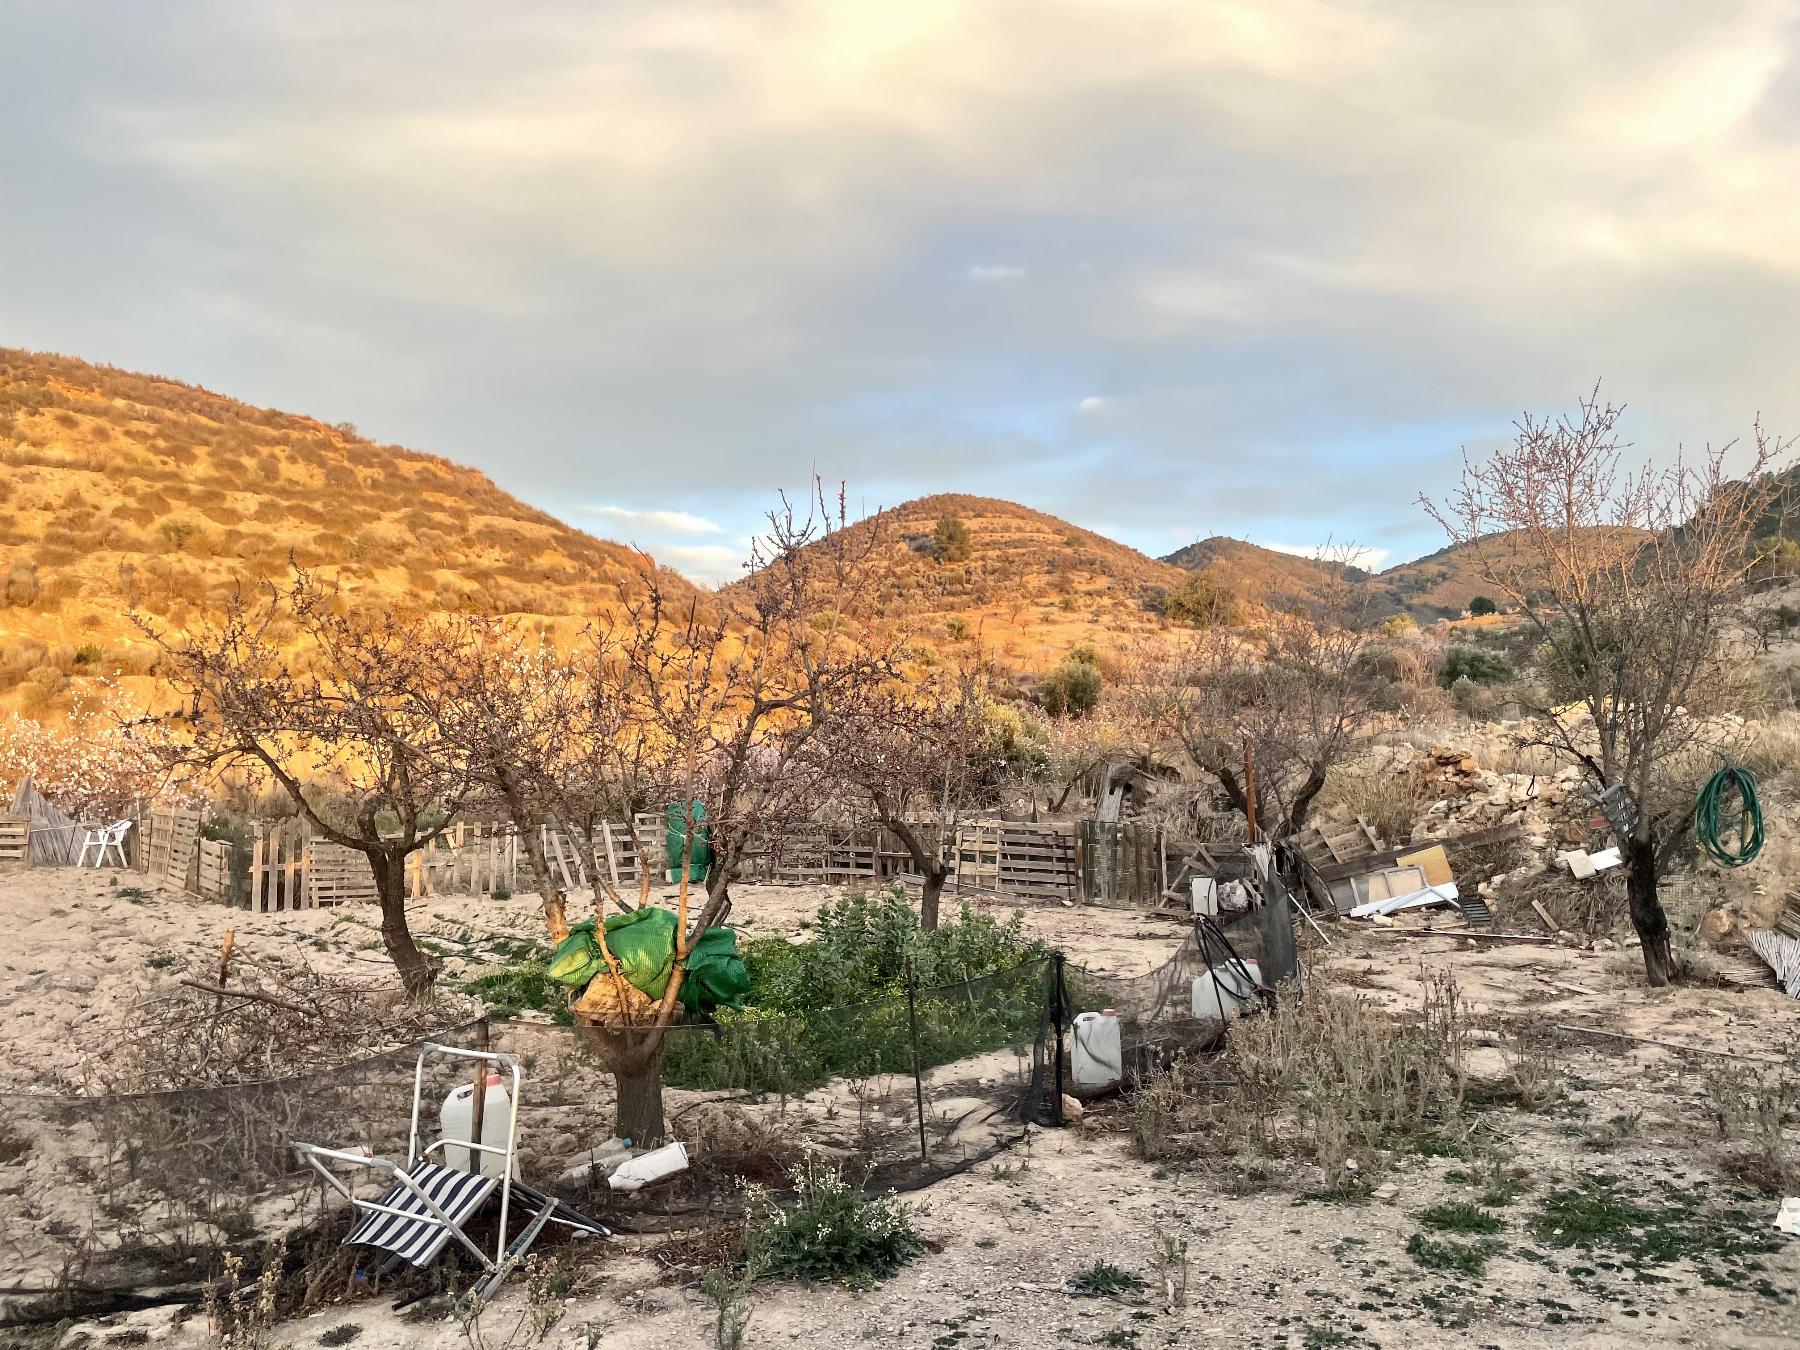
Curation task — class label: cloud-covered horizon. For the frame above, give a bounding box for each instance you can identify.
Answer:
[3,1,1796,585]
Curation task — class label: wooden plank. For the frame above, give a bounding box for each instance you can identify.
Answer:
[196,838,232,902]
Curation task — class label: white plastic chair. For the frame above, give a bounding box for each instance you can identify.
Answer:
[75,819,131,868]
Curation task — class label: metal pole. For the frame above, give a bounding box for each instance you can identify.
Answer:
[467,1019,490,1173]
[905,959,928,1163]
[1052,953,1067,1127]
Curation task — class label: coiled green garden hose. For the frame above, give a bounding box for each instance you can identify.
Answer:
[1695,765,1764,868]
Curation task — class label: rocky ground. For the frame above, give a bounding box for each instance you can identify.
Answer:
[16,865,1797,1350]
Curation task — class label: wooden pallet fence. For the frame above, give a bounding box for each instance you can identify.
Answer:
[763,822,882,884]
[147,802,202,892]
[1079,820,1168,908]
[248,820,308,912]
[0,814,28,863]
[953,820,1080,902]
[195,838,233,902]
[307,839,380,907]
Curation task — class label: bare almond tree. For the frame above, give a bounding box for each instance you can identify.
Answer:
[429,619,588,940]
[1120,564,1381,837]
[568,483,901,1142]
[822,665,992,930]
[1424,390,1794,985]
[134,570,474,997]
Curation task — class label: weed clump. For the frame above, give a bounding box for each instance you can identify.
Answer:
[747,1162,923,1289]
[1066,1261,1147,1298]
[1129,964,1469,1191]
[1405,1232,1503,1277]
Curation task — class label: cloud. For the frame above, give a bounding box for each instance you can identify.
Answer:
[1076,396,1107,414]
[2,0,1795,572]
[658,542,750,587]
[578,505,724,534]
[1258,541,1392,571]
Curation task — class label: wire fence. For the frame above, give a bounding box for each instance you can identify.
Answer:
[0,883,1301,1327]
[0,966,1056,1324]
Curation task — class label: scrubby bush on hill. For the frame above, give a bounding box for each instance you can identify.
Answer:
[1164,568,1242,628]
[1038,650,1103,716]
[1437,644,1514,688]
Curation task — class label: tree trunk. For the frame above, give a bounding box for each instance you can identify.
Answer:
[887,819,947,931]
[370,849,436,999]
[503,786,568,939]
[920,864,948,932]
[612,1048,667,1146]
[1287,766,1329,835]
[1624,834,1673,987]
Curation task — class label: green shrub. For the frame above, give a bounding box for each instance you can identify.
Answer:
[933,515,972,563]
[663,889,1050,1093]
[748,1163,922,1288]
[1436,644,1514,688]
[1039,654,1103,716]
[1165,569,1241,628]
[1468,595,1498,617]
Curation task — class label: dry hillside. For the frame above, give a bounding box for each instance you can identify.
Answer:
[1160,535,1371,615]
[0,349,687,715]
[763,493,1187,672]
[1374,528,1655,620]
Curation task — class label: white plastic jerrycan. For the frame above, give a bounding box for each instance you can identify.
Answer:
[439,1073,518,1178]
[1071,1009,1123,1092]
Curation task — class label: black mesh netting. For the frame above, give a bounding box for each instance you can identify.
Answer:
[1064,872,1300,1079]
[0,885,1300,1324]
[0,964,1056,1322]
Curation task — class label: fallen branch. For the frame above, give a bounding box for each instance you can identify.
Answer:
[178,980,312,1016]
[1550,1022,1787,1066]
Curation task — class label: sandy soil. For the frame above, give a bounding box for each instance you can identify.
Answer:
[7,862,1798,1349]
[0,865,1188,1090]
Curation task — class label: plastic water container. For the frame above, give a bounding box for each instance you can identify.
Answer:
[440,1074,517,1177]
[1192,960,1261,1025]
[1190,877,1218,916]
[1071,1010,1123,1092]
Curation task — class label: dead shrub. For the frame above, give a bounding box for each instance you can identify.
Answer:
[1319,769,1434,847]
[1701,1054,1800,1191]
[1129,965,1470,1191]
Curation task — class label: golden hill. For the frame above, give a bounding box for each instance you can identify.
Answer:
[750,493,1188,674]
[0,349,689,716]
[1372,528,1656,620]
[1159,536,1370,615]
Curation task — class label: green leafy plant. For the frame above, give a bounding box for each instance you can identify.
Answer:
[1436,644,1514,688]
[1066,1261,1146,1298]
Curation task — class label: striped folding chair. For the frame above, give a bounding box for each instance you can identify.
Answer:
[294,1043,606,1302]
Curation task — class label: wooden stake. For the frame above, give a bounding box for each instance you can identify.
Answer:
[214,929,235,1014]
[1531,899,1563,933]
[467,1018,491,1174]
[1242,739,1257,844]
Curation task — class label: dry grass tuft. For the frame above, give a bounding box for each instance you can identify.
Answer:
[1130,965,1471,1192]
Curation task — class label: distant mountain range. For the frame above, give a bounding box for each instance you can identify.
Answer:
[3,349,1651,715]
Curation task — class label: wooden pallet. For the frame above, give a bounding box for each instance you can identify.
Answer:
[0,814,28,863]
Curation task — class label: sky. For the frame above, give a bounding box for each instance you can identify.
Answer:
[3,1,1797,585]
